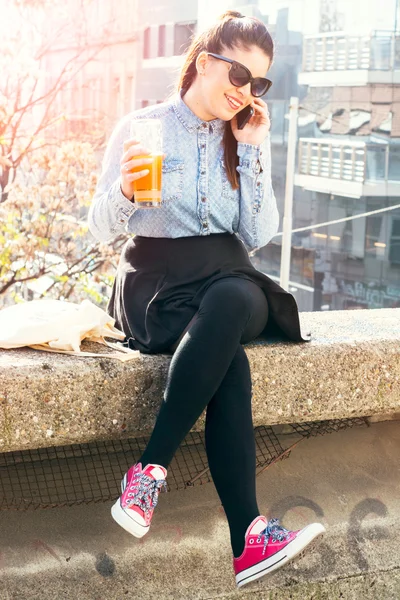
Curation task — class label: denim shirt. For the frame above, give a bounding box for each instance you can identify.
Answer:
[88,91,279,252]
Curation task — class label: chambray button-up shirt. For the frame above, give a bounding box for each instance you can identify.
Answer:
[88,90,279,252]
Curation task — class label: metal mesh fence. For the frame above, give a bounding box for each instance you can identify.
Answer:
[290,417,369,437]
[0,417,369,511]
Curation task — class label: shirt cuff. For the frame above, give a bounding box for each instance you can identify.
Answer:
[109,178,138,225]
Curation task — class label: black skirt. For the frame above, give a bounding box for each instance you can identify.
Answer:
[107,232,312,354]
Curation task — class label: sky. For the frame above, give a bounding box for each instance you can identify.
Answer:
[2,0,399,38]
[259,0,399,34]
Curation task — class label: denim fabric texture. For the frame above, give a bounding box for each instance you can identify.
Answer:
[88,90,279,252]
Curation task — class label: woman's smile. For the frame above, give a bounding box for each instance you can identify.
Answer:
[225,93,243,110]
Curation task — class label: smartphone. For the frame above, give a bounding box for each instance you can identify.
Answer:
[237,105,254,130]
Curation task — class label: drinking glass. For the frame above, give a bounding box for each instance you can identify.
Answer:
[130,119,163,208]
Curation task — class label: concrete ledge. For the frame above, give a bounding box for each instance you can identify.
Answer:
[0,308,399,452]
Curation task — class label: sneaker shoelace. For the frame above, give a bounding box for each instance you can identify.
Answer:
[257,518,291,555]
[126,472,167,515]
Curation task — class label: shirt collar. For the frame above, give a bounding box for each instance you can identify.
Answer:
[172,90,226,135]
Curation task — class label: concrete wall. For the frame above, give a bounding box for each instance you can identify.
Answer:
[1,308,399,453]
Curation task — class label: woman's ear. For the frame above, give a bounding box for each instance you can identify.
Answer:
[196,51,209,76]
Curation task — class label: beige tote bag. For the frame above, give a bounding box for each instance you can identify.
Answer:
[0,299,140,361]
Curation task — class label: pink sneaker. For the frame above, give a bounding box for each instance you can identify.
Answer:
[234,516,326,588]
[111,462,167,538]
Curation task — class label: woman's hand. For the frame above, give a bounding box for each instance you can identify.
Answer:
[120,139,154,201]
[231,98,271,147]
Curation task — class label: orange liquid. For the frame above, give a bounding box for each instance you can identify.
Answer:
[132,153,163,205]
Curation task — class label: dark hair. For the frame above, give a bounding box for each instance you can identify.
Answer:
[177,10,274,190]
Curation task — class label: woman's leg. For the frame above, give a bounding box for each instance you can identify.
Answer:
[139,277,268,469]
[204,284,269,559]
[205,345,259,558]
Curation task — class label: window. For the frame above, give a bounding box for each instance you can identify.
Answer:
[366,146,386,181]
[143,27,150,59]
[388,147,400,181]
[365,215,386,259]
[370,35,392,70]
[82,79,91,112]
[174,22,196,55]
[389,218,400,264]
[158,24,166,57]
[395,35,400,69]
[124,75,134,113]
[69,79,80,114]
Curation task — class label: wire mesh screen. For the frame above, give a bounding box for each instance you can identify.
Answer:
[290,417,369,437]
[0,417,369,511]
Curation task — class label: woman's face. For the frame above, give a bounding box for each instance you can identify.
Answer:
[197,44,271,121]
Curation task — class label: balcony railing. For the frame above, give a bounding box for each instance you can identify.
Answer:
[298,138,400,184]
[302,31,400,72]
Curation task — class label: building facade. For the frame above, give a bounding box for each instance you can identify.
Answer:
[292,31,400,311]
[41,0,139,138]
[133,0,198,108]
[255,2,400,311]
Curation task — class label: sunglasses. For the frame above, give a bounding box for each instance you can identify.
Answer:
[207,53,273,97]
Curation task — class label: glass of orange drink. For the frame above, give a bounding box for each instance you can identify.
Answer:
[129,119,163,208]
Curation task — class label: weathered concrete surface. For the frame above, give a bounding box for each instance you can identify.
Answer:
[0,308,399,452]
[216,572,400,599]
[0,420,399,599]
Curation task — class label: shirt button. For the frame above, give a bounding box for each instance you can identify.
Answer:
[202,197,207,202]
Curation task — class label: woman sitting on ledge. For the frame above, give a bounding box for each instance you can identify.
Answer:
[88,10,325,589]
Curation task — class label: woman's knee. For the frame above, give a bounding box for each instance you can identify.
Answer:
[240,291,269,344]
[200,278,255,320]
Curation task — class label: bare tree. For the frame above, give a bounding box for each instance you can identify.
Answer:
[0,0,134,306]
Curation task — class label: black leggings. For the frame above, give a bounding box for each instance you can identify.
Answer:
[139,277,269,558]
